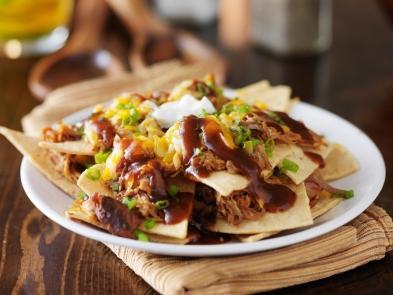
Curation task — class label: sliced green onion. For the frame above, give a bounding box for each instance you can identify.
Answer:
[134,229,149,242]
[243,138,260,154]
[168,185,180,198]
[78,191,88,201]
[280,158,299,173]
[143,218,156,230]
[333,189,354,199]
[94,150,111,164]
[155,200,170,210]
[194,147,203,156]
[264,138,275,158]
[200,109,210,117]
[110,182,120,192]
[266,111,284,125]
[85,166,101,180]
[122,197,137,210]
[237,104,251,114]
[220,104,234,114]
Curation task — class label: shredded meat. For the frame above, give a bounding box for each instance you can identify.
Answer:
[116,188,163,220]
[242,111,323,149]
[304,171,340,207]
[217,191,264,225]
[92,193,143,238]
[42,124,82,142]
[190,150,226,173]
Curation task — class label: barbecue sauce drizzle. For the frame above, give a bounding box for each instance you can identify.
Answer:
[181,115,296,212]
[117,138,193,225]
[304,151,325,168]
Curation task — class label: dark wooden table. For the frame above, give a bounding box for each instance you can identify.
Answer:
[0,0,392,294]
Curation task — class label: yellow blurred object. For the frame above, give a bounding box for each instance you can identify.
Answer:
[0,0,73,40]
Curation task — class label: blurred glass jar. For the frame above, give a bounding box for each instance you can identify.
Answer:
[0,0,73,58]
[153,0,218,26]
[250,0,332,56]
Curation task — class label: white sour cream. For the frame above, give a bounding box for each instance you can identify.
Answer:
[151,94,216,128]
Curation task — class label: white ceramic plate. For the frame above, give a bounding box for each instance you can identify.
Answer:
[20,102,385,256]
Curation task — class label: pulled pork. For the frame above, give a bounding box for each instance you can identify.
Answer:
[242,110,323,149]
[190,150,226,173]
[304,171,339,207]
[92,193,142,238]
[217,191,264,225]
[42,124,82,142]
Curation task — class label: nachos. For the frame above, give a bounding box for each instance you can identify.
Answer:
[0,75,358,244]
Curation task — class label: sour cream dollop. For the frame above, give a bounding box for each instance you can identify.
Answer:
[151,94,216,128]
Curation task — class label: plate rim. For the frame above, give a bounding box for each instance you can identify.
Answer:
[19,102,386,256]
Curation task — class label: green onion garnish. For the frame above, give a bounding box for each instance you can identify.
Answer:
[94,150,111,164]
[280,158,299,173]
[110,182,120,192]
[266,111,284,125]
[78,191,88,201]
[243,139,260,154]
[168,185,180,198]
[122,197,137,210]
[155,200,170,210]
[85,167,101,180]
[134,229,149,242]
[194,147,203,156]
[264,138,275,158]
[237,104,251,114]
[333,189,354,199]
[143,218,156,230]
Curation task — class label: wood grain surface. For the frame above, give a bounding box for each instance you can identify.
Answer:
[0,0,392,294]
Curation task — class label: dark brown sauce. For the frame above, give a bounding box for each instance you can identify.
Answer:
[275,112,315,144]
[90,117,116,149]
[304,151,325,168]
[180,115,202,164]
[187,226,231,245]
[181,116,296,212]
[164,192,193,224]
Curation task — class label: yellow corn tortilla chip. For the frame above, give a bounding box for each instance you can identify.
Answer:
[279,145,318,185]
[77,164,115,197]
[194,171,249,196]
[237,187,344,242]
[320,144,359,181]
[0,126,80,198]
[208,183,313,234]
[66,200,189,244]
[236,80,292,112]
[237,196,343,242]
[76,168,193,239]
[39,140,95,156]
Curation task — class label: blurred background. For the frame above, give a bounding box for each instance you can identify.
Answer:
[0,0,392,116]
[1,1,393,292]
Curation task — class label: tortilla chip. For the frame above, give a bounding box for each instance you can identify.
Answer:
[194,171,249,196]
[77,164,114,197]
[320,144,359,181]
[142,220,189,239]
[279,145,318,185]
[66,199,189,243]
[237,193,344,242]
[208,183,313,234]
[237,231,279,243]
[236,80,292,112]
[77,167,192,239]
[148,234,190,244]
[311,196,343,219]
[262,144,292,177]
[39,140,95,156]
[0,126,80,198]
